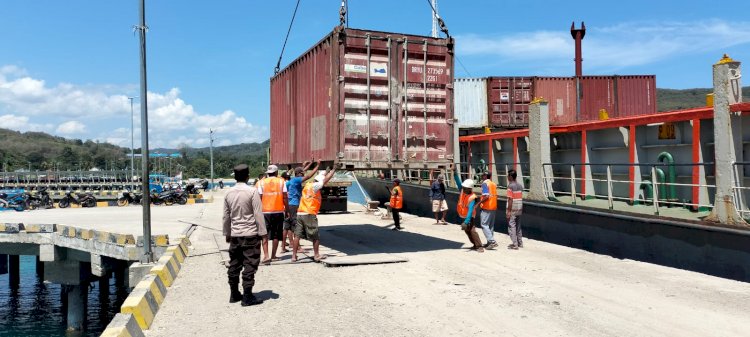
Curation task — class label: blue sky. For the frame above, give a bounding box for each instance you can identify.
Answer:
[1,0,749,147]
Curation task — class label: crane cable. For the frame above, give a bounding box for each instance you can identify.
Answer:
[425,0,450,38]
[274,0,302,75]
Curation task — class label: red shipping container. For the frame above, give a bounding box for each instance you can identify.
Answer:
[614,75,657,118]
[534,77,577,126]
[487,77,533,128]
[270,27,455,169]
[578,76,616,122]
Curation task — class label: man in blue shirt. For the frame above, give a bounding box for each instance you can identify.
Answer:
[429,170,448,224]
[283,159,320,253]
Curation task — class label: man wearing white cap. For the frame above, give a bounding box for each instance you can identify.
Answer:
[293,166,337,263]
[257,164,289,264]
[457,179,484,252]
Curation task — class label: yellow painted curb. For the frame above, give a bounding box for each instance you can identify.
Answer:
[134,274,168,306]
[97,201,109,207]
[120,287,158,330]
[186,198,195,205]
[166,246,186,264]
[100,313,145,337]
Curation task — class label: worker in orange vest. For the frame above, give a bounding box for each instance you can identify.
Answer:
[478,171,498,249]
[293,166,337,263]
[457,179,484,252]
[258,165,289,264]
[390,178,404,230]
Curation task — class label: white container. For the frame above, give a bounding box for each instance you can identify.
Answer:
[454,78,488,129]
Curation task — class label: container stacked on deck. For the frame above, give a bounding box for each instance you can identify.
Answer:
[454,75,656,130]
[270,27,455,169]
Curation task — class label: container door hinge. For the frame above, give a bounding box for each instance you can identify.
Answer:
[338,76,345,82]
[338,114,345,120]
[446,154,455,160]
[447,118,457,125]
[337,152,345,158]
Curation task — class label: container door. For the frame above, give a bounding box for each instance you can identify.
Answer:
[339,34,392,165]
[395,38,453,164]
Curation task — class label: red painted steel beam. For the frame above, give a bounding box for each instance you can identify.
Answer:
[691,119,701,211]
[628,125,636,202]
[459,107,713,143]
[730,102,750,113]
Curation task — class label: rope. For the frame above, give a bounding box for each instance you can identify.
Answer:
[456,56,472,77]
[274,0,302,75]
[425,0,449,38]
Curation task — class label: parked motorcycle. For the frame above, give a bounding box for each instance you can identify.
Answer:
[150,190,176,206]
[117,190,142,207]
[185,183,201,195]
[58,191,97,208]
[27,187,54,210]
[0,191,28,211]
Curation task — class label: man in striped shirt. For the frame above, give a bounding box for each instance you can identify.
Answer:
[506,170,524,250]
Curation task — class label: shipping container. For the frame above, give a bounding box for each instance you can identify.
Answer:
[453,78,488,129]
[578,76,616,122]
[487,77,533,128]
[270,27,455,169]
[613,75,657,118]
[534,77,577,126]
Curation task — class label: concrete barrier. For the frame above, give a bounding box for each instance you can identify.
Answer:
[99,313,145,337]
[104,234,191,333]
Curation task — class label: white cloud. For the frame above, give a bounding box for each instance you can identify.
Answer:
[56,120,86,134]
[456,19,750,72]
[0,65,269,148]
[0,114,53,132]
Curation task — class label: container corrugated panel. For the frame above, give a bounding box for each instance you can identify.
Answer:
[614,75,657,118]
[578,76,616,122]
[453,78,488,128]
[270,27,455,169]
[535,77,577,126]
[487,77,532,128]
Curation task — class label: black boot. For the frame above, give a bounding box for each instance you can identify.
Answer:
[229,284,242,303]
[241,288,264,307]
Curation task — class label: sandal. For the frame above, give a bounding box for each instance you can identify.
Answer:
[261,259,271,265]
[313,255,327,263]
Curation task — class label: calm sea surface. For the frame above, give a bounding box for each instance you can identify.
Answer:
[0,255,128,337]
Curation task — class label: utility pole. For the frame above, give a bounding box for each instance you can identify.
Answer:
[431,0,439,38]
[128,96,136,183]
[136,0,153,263]
[209,129,215,190]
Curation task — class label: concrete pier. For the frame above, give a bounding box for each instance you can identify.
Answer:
[0,254,6,275]
[66,284,85,332]
[35,255,44,278]
[8,254,20,288]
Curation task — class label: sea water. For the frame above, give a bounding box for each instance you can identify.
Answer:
[0,255,128,337]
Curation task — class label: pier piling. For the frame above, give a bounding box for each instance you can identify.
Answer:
[9,255,20,289]
[66,284,85,332]
[0,254,7,275]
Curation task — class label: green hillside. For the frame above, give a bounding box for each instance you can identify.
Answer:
[657,87,750,111]
[0,128,269,178]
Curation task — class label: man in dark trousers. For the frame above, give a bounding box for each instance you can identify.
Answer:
[390,178,404,230]
[223,164,266,306]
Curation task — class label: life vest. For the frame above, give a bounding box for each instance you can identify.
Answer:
[260,177,285,213]
[390,186,403,209]
[457,191,478,218]
[298,182,322,215]
[481,179,498,211]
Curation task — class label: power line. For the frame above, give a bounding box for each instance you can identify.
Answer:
[456,56,473,77]
[274,0,302,75]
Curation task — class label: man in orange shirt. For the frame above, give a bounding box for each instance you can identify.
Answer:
[293,166,336,263]
[390,178,404,230]
[258,165,289,264]
[479,171,499,249]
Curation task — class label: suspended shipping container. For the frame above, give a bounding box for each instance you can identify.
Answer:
[453,78,488,129]
[270,27,455,169]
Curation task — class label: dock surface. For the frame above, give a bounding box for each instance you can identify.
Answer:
[145,191,750,337]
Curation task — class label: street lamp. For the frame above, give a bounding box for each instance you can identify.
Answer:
[128,96,138,183]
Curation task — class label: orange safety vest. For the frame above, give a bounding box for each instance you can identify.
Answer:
[260,177,285,213]
[390,186,403,209]
[457,191,478,218]
[481,179,498,211]
[298,182,322,215]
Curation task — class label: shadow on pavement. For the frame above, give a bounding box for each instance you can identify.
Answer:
[319,224,463,256]
[255,290,280,301]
